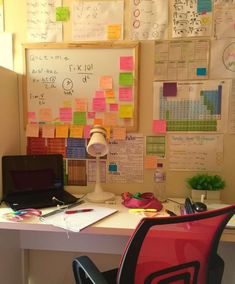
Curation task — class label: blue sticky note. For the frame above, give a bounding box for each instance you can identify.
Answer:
[109,164,117,172]
[197,0,212,13]
[197,68,207,76]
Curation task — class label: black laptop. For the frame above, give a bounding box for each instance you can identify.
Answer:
[2,154,78,211]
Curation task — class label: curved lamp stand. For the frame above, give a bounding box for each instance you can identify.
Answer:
[86,157,115,203]
[86,125,115,203]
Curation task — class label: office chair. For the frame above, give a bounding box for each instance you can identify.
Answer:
[72,204,235,284]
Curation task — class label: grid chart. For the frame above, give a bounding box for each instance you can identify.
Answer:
[159,85,222,131]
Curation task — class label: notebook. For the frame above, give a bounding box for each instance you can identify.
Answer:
[2,154,78,211]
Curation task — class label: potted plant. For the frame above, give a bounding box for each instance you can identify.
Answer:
[186,173,225,201]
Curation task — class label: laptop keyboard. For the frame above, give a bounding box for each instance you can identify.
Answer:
[5,190,78,210]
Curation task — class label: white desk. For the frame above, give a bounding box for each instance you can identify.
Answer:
[0,198,235,284]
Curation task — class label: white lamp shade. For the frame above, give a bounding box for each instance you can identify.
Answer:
[87,126,109,157]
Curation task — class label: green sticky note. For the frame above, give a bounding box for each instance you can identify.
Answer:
[119,72,133,86]
[73,112,86,125]
[56,7,70,21]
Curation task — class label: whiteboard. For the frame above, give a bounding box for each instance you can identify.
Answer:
[23,42,139,132]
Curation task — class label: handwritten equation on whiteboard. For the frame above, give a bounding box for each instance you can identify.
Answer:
[171,0,212,38]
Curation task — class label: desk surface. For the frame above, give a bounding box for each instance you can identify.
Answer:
[0,197,235,242]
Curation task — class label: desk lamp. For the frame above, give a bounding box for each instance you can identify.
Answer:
[86,125,115,203]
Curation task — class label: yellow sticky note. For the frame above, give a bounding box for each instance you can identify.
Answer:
[107,24,121,40]
[70,125,84,138]
[119,104,133,118]
[56,125,69,138]
[104,112,118,126]
[0,0,3,5]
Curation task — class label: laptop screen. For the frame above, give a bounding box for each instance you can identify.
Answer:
[2,154,64,196]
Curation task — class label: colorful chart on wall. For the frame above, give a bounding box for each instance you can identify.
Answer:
[23,42,139,132]
[153,80,230,133]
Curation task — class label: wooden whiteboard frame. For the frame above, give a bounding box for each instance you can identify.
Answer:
[22,41,139,132]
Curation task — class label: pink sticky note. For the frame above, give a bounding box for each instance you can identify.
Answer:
[95,90,105,98]
[93,98,106,112]
[83,125,92,138]
[28,112,36,120]
[119,87,133,101]
[109,103,119,111]
[87,112,96,119]
[120,56,134,71]
[152,120,166,133]
[59,107,72,121]
[26,124,39,137]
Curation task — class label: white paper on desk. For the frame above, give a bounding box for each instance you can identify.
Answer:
[40,205,118,232]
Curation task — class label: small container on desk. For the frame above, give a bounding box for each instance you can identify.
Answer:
[154,163,167,202]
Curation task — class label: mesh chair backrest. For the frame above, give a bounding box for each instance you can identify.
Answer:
[117,204,235,284]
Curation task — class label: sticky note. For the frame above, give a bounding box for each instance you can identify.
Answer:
[73,112,86,125]
[109,103,119,111]
[28,112,36,120]
[55,125,69,138]
[119,87,133,101]
[95,90,105,98]
[56,7,70,21]
[75,98,87,112]
[197,68,207,76]
[119,72,133,86]
[59,107,72,122]
[42,124,55,138]
[39,108,52,122]
[105,90,115,98]
[152,120,167,134]
[197,0,212,13]
[119,104,133,118]
[93,98,106,112]
[104,112,118,126]
[94,118,103,125]
[107,24,121,40]
[112,127,126,140]
[26,124,39,137]
[83,125,92,138]
[163,82,177,97]
[120,56,134,71]
[100,76,113,90]
[70,125,84,138]
[87,112,96,119]
[144,156,157,169]
[109,164,117,172]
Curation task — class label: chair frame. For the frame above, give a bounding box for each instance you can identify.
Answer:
[73,204,235,284]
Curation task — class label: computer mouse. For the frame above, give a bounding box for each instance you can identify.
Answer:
[193,202,207,212]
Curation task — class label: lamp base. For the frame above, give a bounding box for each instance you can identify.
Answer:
[86,191,115,203]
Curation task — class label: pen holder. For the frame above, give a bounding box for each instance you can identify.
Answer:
[121,192,163,211]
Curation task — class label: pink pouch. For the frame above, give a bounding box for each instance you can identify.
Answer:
[121,192,163,211]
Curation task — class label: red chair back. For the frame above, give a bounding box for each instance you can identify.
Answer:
[117,205,235,284]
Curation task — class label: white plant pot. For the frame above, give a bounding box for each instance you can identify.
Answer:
[191,189,207,201]
[206,190,221,201]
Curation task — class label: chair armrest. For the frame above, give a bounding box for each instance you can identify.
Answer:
[72,255,109,284]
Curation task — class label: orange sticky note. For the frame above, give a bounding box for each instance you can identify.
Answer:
[39,108,52,122]
[55,125,69,138]
[100,76,113,90]
[107,24,121,40]
[112,127,126,140]
[144,156,157,169]
[104,112,118,126]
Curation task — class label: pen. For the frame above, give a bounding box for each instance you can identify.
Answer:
[128,208,157,213]
[65,209,93,214]
[41,199,84,218]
